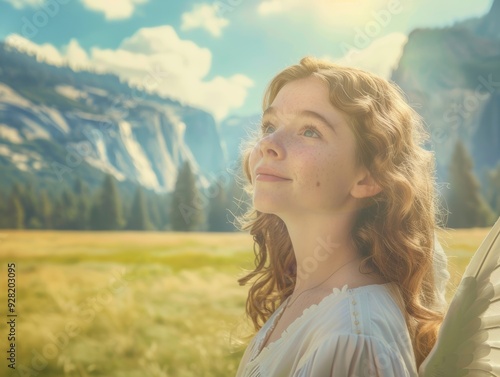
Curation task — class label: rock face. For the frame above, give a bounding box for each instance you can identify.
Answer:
[390,0,500,184]
[0,42,227,193]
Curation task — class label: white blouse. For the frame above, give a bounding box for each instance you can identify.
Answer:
[235,282,418,377]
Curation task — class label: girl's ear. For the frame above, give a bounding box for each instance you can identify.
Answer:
[350,169,382,199]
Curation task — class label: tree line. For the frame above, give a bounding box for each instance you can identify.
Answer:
[0,160,250,231]
[446,140,500,228]
[1,140,499,230]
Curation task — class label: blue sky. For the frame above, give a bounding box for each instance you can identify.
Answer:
[0,0,494,122]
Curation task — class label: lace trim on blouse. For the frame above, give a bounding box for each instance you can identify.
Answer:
[249,283,351,364]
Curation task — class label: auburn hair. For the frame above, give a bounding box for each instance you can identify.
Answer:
[234,56,446,368]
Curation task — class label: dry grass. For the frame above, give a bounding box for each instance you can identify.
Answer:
[0,227,492,376]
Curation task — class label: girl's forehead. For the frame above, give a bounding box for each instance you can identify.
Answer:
[268,83,347,127]
[271,78,333,108]
[277,76,329,95]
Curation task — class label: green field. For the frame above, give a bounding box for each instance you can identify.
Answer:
[0,227,492,377]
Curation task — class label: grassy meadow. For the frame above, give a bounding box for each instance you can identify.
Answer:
[0,227,492,377]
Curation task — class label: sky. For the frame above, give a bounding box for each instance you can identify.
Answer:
[0,0,494,122]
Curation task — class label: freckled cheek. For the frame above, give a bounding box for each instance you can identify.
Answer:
[296,157,324,190]
[314,171,325,190]
[311,157,336,191]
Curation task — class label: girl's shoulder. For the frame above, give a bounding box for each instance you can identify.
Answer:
[289,282,418,375]
[306,282,418,373]
[347,282,408,332]
[317,282,409,340]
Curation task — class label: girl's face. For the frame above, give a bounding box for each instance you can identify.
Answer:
[249,76,365,216]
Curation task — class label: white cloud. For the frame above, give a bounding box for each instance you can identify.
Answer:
[81,0,148,20]
[4,0,149,19]
[258,0,398,28]
[328,32,408,79]
[2,0,45,9]
[258,0,388,15]
[257,1,407,79]
[90,26,253,120]
[5,26,253,121]
[181,3,229,37]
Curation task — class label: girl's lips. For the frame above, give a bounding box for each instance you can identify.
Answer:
[256,174,291,182]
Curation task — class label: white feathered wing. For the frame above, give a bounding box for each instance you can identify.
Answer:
[419,216,500,376]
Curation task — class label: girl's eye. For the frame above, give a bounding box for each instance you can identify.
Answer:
[260,122,274,134]
[303,126,321,138]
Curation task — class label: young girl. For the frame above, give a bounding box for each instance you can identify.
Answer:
[234,56,450,376]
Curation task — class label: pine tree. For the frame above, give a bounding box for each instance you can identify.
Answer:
[74,177,88,196]
[485,163,500,217]
[21,181,39,229]
[158,193,171,230]
[170,161,204,231]
[103,174,124,230]
[89,198,103,230]
[7,192,24,229]
[9,183,25,227]
[207,183,233,232]
[126,186,152,230]
[0,189,6,228]
[73,177,91,230]
[446,140,496,228]
[91,174,125,230]
[61,189,78,229]
[146,192,162,230]
[39,189,53,229]
[52,194,67,229]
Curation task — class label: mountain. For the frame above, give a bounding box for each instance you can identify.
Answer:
[2,2,499,198]
[458,0,500,39]
[0,41,228,194]
[391,0,500,185]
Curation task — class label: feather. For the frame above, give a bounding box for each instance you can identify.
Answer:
[419,216,500,377]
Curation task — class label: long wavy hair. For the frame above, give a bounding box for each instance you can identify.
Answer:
[234,56,446,368]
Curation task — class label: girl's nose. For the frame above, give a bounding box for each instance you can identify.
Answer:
[258,132,285,159]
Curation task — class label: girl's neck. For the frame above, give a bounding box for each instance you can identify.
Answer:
[284,213,360,293]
